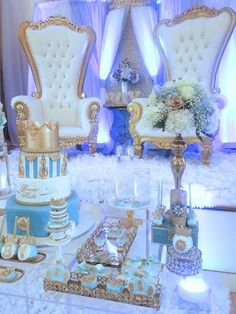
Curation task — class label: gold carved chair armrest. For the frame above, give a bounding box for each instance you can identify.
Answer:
[77,97,101,155]
[11,96,43,148]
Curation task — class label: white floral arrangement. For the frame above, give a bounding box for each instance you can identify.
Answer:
[0,102,6,127]
[145,78,220,138]
[111,59,139,84]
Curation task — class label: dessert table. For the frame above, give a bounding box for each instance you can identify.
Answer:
[0,203,231,314]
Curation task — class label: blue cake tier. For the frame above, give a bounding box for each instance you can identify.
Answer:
[5,190,79,237]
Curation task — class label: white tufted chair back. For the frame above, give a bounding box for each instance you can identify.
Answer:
[19,16,95,128]
[154,7,236,92]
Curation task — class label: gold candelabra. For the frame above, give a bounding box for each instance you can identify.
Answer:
[170,134,187,190]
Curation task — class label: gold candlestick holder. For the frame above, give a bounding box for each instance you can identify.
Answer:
[170,134,187,190]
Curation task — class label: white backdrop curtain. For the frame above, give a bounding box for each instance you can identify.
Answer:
[99,7,129,101]
[1,0,37,145]
[70,0,114,144]
[131,5,160,83]
[98,7,129,144]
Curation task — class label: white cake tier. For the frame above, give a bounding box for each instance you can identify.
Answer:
[18,150,67,179]
[16,175,71,205]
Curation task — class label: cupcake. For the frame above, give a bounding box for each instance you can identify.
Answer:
[106,278,123,294]
[80,274,98,289]
[116,238,127,252]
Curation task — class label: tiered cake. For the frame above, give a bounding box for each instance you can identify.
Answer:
[5,121,79,237]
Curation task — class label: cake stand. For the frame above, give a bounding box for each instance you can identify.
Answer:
[46,234,72,263]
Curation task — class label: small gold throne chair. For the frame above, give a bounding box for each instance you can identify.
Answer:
[128,6,236,163]
[11,16,101,154]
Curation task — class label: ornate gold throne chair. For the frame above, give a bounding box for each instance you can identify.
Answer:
[128,6,236,163]
[11,16,101,154]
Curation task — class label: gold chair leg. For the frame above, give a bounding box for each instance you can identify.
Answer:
[134,144,142,158]
[88,141,96,156]
[201,137,213,165]
[14,102,29,149]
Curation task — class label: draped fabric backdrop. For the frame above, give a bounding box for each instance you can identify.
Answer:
[1,0,236,145]
[70,0,113,144]
[0,0,37,145]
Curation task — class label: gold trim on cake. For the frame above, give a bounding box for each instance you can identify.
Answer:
[49,153,61,161]
[50,198,66,207]
[18,153,24,178]
[61,152,67,176]
[39,155,48,179]
[16,193,71,206]
[25,153,37,161]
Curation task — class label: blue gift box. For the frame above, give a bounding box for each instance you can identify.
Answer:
[151,217,199,247]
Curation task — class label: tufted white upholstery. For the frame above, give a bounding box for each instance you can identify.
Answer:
[128,6,236,163]
[157,12,233,91]
[11,16,101,153]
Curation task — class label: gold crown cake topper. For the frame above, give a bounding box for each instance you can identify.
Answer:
[50,198,66,207]
[23,121,59,152]
[175,226,192,237]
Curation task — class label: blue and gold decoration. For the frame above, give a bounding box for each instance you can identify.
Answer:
[47,260,70,284]
[166,226,202,276]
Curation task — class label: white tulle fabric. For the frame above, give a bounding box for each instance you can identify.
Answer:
[131,6,160,78]
[99,8,128,82]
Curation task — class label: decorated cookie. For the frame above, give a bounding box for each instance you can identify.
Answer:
[80,274,98,289]
[106,278,124,294]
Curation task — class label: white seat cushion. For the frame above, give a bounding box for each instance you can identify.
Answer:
[59,126,88,138]
[136,124,196,138]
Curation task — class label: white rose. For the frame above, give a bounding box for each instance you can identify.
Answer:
[179,86,195,100]
[163,80,175,89]
[148,93,157,106]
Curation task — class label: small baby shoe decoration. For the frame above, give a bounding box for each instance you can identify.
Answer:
[1,236,19,260]
[80,274,98,289]
[106,278,124,294]
[18,243,38,261]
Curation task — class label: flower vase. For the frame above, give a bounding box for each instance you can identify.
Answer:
[0,127,12,199]
[121,81,128,105]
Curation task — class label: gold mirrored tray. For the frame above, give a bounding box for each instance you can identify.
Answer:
[0,252,46,264]
[0,265,24,283]
[44,258,163,310]
[77,217,140,267]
